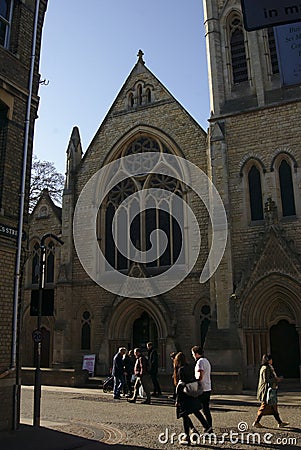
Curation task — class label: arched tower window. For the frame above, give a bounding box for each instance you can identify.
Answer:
[146,88,151,103]
[279,160,296,217]
[267,27,279,75]
[81,311,91,350]
[128,92,134,108]
[248,165,264,221]
[228,13,248,84]
[137,84,142,105]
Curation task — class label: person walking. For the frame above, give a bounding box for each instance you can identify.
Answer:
[123,349,135,397]
[191,345,213,432]
[147,342,162,396]
[169,351,177,399]
[112,347,127,400]
[127,348,152,404]
[174,352,209,445]
[252,354,289,428]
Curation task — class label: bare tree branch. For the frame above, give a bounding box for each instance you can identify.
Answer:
[30,155,64,211]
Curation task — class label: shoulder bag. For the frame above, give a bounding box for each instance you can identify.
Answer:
[266,385,278,405]
[183,380,203,398]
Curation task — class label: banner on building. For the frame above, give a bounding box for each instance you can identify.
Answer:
[241,0,301,30]
[274,22,301,85]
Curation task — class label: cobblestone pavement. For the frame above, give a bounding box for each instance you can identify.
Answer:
[11,385,299,449]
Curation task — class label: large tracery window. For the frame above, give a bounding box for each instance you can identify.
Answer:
[99,136,186,273]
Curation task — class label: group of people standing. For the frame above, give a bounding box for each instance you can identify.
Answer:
[111,342,161,404]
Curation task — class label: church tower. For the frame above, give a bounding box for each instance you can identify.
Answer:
[204,0,301,387]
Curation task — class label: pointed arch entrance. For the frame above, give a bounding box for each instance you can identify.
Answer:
[133,311,158,351]
[107,297,175,371]
[240,275,301,386]
[270,320,300,378]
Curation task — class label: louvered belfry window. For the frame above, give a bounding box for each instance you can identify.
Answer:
[268,27,279,75]
[229,14,248,84]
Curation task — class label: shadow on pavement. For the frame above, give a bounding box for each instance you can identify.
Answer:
[0,424,157,450]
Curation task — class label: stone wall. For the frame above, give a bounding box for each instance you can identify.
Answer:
[0,0,48,431]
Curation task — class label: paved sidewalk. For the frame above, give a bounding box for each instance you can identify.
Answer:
[0,386,300,450]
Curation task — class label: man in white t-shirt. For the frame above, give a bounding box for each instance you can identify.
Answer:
[191,345,213,432]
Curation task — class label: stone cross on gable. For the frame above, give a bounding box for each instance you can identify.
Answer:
[137,49,145,65]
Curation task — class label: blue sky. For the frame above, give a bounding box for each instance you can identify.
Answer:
[34,0,210,174]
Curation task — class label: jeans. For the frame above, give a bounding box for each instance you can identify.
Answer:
[150,372,161,394]
[113,374,124,398]
[200,390,212,427]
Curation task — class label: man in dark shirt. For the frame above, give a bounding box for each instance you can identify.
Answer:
[112,347,126,399]
[147,342,162,396]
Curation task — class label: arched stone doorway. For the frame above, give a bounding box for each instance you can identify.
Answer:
[270,320,300,378]
[133,311,158,351]
[106,297,176,372]
[240,275,301,387]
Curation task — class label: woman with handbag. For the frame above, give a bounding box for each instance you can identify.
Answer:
[252,354,289,428]
[173,352,209,445]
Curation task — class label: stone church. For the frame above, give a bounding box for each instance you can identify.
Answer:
[22,0,301,390]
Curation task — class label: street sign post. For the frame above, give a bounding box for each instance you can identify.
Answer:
[241,0,301,31]
[32,329,42,343]
[33,233,63,428]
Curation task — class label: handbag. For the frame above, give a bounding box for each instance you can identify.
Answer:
[266,386,278,405]
[183,380,203,398]
[131,374,136,383]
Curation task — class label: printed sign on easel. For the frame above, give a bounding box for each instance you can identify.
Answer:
[82,354,96,376]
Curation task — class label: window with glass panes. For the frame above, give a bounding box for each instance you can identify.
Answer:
[99,136,186,273]
[0,0,13,48]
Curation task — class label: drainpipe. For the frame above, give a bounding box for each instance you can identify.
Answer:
[10,0,41,430]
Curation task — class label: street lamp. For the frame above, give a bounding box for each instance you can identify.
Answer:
[33,233,63,427]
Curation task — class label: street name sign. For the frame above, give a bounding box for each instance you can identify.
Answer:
[241,0,301,31]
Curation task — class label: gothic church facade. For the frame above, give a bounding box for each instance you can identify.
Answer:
[22,0,301,389]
